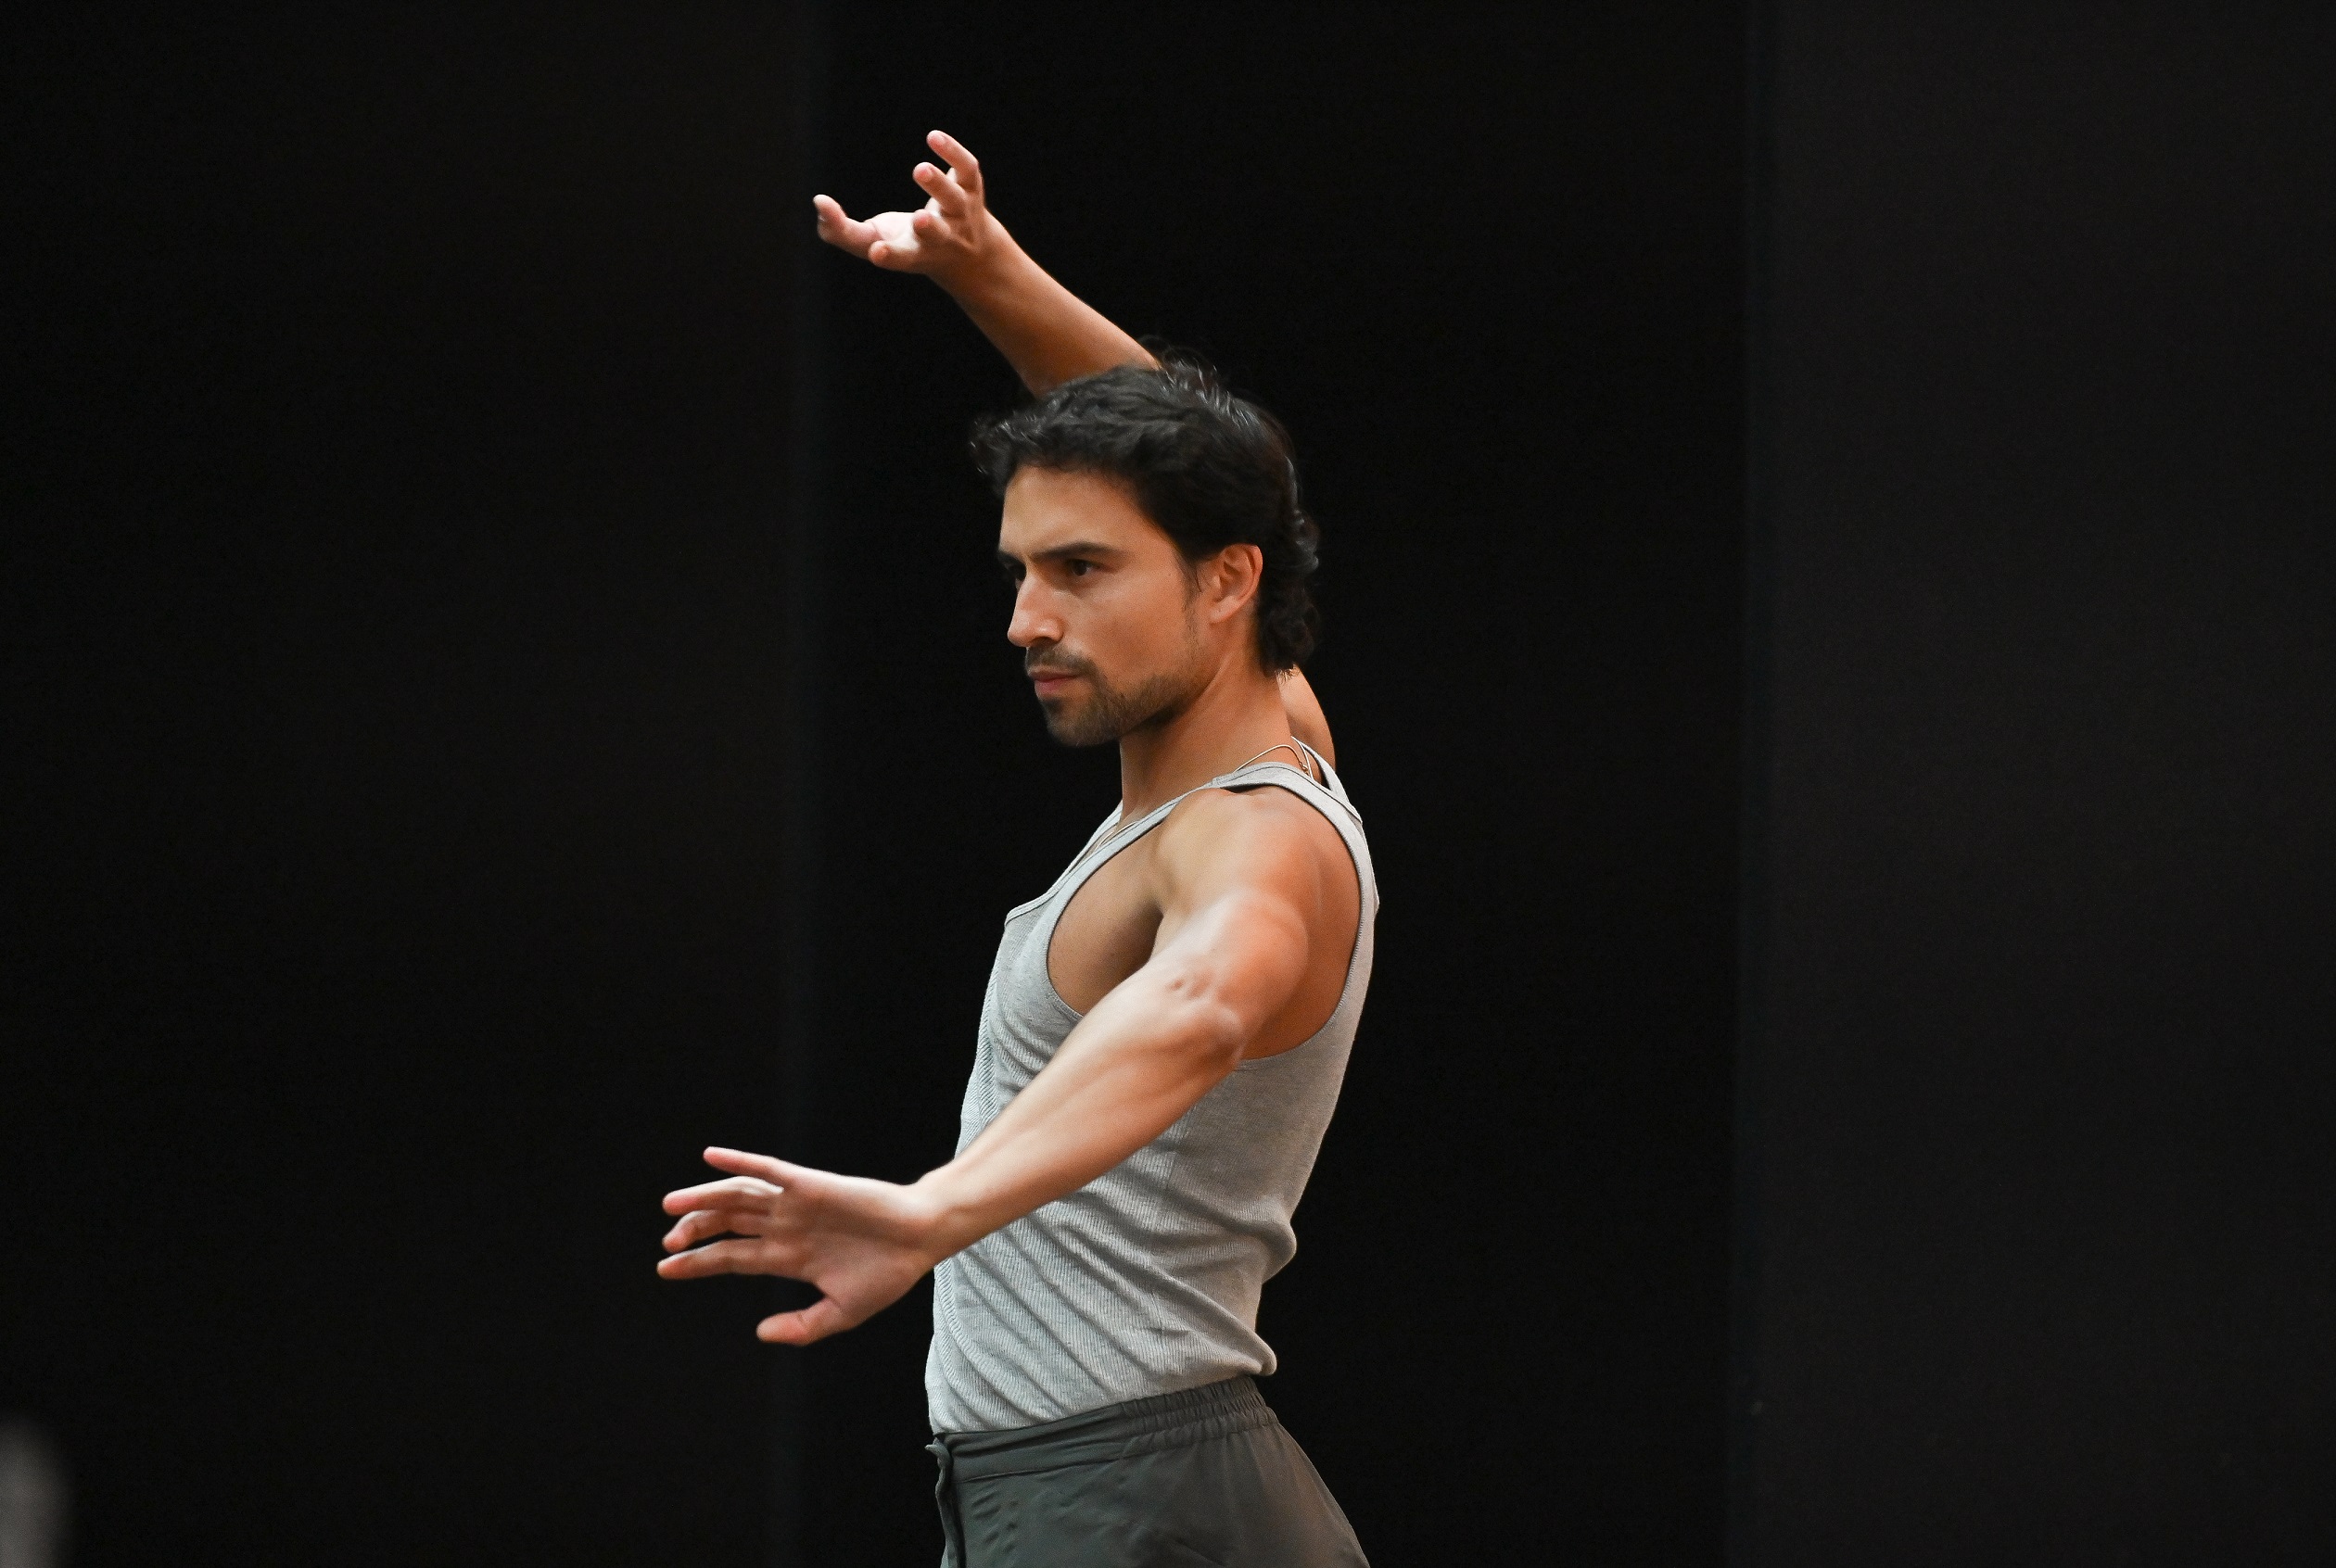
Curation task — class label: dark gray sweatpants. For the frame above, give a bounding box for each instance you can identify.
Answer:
[927,1376,1368,1568]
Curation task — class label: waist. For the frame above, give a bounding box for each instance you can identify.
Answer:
[930,1376,1275,1480]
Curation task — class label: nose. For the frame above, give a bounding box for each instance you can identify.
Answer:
[1007,576,1060,650]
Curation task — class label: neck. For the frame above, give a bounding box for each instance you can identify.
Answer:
[1115,650,1294,820]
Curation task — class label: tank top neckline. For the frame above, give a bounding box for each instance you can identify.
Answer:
[1085,741,1348,853]
[1006,746,1352,930]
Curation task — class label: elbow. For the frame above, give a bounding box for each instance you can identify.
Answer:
[1156,965,1255,1074]
[1192,1001,1252,1074]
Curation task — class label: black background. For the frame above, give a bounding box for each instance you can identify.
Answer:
[1745,4,2336,1562]
[6,7,793,1563]
[7,4,2330,1567]
[6,4,1742,1563]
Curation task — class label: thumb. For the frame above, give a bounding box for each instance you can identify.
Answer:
[757,1296,855,1346]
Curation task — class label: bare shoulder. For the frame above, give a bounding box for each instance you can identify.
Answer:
[1151,781,1350,900]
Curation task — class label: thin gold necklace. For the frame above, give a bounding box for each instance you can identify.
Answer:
[1230,739,1323,783]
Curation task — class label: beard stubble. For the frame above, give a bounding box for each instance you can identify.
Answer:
[1028,645,1204,748]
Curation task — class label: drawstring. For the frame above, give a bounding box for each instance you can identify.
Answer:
[929,1437,965,1567]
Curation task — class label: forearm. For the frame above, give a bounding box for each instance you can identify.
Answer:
[910,965,1245,1255]
[938,227,1154,393]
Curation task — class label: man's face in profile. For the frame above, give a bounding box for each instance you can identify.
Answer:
[997,467,1208,747]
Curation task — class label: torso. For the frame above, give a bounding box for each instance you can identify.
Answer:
[1047,782,1362,1056]
[926,750,1382,1432]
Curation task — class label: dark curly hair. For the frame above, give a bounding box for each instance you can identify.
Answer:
[970,353,1320,671]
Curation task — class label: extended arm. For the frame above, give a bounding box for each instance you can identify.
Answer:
[658,791,1332,1343]
[908,797,1318,1246]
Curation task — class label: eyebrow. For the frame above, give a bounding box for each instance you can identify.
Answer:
[997,541,1126,568]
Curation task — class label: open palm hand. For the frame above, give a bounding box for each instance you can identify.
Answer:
[813,129,1002,281]
[658,1146,946,1345]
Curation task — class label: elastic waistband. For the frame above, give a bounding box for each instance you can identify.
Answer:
[932,1376,1276,1482]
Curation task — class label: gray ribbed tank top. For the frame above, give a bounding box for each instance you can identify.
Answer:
[925,746,1377,1434]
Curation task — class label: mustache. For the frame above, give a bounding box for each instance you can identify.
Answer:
[1023,649,1096,680]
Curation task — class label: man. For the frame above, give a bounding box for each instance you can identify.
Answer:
[658,131,1376,1567]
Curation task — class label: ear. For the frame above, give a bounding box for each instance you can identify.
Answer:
[1199,543,1264,626]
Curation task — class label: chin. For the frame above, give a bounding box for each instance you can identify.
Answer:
[1039,698,1120,749]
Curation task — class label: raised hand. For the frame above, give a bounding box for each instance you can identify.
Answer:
[657,1146,946,1345]
[809,128,1148,392]
[813,129,1002,281]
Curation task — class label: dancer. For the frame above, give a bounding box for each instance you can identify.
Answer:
[659,131,1375,1567]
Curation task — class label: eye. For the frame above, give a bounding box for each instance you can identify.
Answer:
[1065,558,1095,577]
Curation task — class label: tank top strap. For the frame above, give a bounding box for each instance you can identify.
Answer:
[1050,750,1362,914]
[1215,752,1363,831]
[1293,741,1357,812]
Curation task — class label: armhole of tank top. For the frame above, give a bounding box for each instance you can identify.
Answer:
[1038,767,1361,1022]
[1031,794,1190,1019]
[1004,806,1127,923]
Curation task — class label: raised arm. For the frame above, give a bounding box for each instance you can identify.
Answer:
[813,130,1152,393]
[815,131,1334,758]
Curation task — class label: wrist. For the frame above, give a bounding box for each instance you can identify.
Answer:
[931,219,1040,307]
[903,1165,990,1265]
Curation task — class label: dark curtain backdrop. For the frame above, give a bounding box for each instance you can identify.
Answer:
[6,5,1746,1565]
[789,6,1745,1564]
[1745,4,2336,1562]
[14,5,2330,1568]
[4,7,793,1564]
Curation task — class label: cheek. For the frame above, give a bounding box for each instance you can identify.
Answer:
[1095,577,1197,667]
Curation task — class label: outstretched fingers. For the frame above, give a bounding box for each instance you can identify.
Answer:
[662,1205,764,1251]
[926,129,982,198]
[654,1237,777,1281]
[911,160,973,224]
[812,133,986,273]
[662,1174,780,1217]
[701,1145,794,1183]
